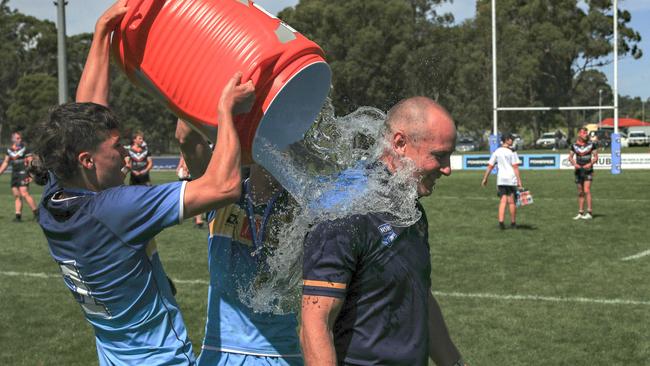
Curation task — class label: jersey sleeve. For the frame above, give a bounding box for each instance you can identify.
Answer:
[488,151,497,166]
[302,218,360,299]
[92,181,187,249]
[511,151,520,166]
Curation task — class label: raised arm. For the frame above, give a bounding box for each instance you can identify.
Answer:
[181,72,254,218]
[75,0,128,105]
[301,295,344,366]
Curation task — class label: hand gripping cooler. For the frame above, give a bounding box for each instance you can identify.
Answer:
[111,0,331,193]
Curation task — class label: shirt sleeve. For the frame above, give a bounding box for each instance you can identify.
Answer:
[512,151,520,166]
[302,218,360,298]
[488,151,497,166]
[91,181,187,249]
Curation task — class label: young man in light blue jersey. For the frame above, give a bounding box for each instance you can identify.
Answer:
[30,1,254,364]
[176,120,303,366]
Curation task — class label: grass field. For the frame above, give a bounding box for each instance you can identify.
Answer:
[0,169,649,365]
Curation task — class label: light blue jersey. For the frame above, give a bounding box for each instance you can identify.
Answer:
[197,184,302,366]
[38,174,195,365]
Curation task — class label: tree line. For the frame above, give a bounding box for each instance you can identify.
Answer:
[0,0,644,151]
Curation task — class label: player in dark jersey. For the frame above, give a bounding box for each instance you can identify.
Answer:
[27,2,254,364]
[301,97,465,366]
[0,131,39,221]
[126,130,153,186]
[568,127,598,220]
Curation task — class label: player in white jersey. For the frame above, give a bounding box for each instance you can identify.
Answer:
[481,133,523,229]
[28,1,254,364]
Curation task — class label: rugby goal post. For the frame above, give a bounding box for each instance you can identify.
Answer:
[490,0,621,174]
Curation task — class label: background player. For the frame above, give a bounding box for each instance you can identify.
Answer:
[126,130,153,185]
[0,131,39,221]
[568,127,598,220]
[481,133,523,229]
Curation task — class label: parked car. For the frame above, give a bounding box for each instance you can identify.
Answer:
[535,132,567,149]
[627,131,649,146]
[455,137,478,152]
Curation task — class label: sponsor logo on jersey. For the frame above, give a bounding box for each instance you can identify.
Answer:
[378,223,397,247]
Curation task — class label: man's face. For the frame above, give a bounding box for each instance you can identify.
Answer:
[579,129,588,141]
[92,130,128,189]
[133,135,144,147]
[12,133,22,145]
[400,115,456,197]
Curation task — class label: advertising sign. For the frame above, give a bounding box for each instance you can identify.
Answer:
[559,153,650,170]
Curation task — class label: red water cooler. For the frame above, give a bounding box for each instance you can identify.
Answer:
[111,0,331,186]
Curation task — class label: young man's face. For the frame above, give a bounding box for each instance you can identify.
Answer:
[92,130,129,189]
[401,116,456,197]
[133,135,144,147]
[578,129,589,141]
[12,133,22,145]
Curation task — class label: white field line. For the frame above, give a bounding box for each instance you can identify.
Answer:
[621,249,650,261]
[2,270,648,306]
[435,195,650,203]
[431,291,650,306]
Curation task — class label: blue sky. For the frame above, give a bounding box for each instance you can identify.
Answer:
[9,0,648,100]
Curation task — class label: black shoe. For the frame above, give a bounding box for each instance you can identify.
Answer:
[12,216,21,223]
[510,223,517,229]
[194,222,204,229]
[499,222,505,230]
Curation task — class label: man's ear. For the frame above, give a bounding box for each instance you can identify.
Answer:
[78,152,94,169]
[392,131,407,156]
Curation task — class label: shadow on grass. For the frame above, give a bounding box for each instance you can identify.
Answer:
[513,224,537,230]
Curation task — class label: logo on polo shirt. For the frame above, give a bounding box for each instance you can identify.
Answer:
[378,223,397,247]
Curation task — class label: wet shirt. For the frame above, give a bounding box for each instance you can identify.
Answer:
[303,204,432,366]
[6,143,31,174]
[570,141,596,167]
[38,174,194,366]
[198,184,301,363]
[128,145,150,172]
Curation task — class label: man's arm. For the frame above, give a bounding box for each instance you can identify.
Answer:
[182,72,253,219]
[587,149,598,169]
[513,164,523,188]
[301,295,344,366]
[143,157,153,174]
[568,150,578,168]
[0,156,9,175]
[480,164,494,186]
[76,0,128,105]
[428,292,464,366]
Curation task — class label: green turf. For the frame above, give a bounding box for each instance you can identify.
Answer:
[0,170,648,365]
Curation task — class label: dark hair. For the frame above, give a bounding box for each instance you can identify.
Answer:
[578,127,588,133]
[501,133,514,142]
[29,102,121,184]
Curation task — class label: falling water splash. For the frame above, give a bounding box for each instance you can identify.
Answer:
[238,101,423,314]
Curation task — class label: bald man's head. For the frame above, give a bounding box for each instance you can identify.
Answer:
[380,96,456,197]
[384,97,453,140]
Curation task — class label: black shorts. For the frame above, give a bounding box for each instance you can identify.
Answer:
[129,172,151,186]
[10,172,29,188]
[574,168,593,184]
[497,185,517,197]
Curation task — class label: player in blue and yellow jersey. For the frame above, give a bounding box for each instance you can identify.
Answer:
[568,127,598,220]
[301,97,466,366]
[175,118,303,366]
[29,1,254,364]
[0,131,39,221]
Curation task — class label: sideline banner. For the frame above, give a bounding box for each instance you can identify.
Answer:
[462,154,558,170]
[560,153,650,170]
[152,156,180,170]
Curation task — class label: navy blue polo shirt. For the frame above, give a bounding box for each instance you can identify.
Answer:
[302,203,432,366]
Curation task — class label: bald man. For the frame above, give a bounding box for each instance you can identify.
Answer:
[301,97,466,366]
